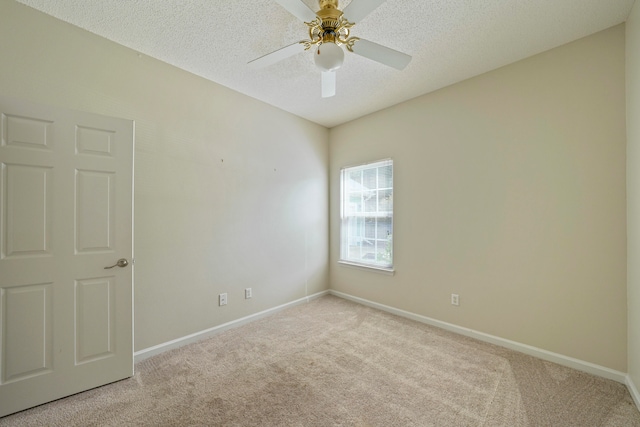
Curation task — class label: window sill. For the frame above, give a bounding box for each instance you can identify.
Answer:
[338,261,395,276]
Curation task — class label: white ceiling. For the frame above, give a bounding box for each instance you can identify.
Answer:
[16,0,636,128]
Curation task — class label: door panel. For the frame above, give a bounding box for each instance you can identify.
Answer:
[75,125,114,156]
[2,114,52,151]
[1,283,53,383]
[75,276,116,364]
[75,170,115,253]
[2,164,53,258]
[0,97,133,417]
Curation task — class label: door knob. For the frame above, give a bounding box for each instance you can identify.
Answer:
[104,258,129,269]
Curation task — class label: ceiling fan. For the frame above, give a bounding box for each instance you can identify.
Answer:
[248,0,412,98]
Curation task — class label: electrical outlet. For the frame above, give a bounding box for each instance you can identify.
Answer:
[219,293,227,306]
[451,294,459,306]
[245,288,252,299]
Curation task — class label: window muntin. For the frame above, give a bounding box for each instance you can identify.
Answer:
[340,159,393,270]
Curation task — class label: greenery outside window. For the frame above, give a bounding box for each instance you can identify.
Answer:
[340,159,393,270]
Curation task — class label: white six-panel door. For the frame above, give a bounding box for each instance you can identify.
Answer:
[0,97,134,417]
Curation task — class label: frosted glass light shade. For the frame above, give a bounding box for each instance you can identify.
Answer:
[314,42,344,71]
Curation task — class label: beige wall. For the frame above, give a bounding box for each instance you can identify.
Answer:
[0,1,329,351]
[330,25,627,371]
[628,0,640,390]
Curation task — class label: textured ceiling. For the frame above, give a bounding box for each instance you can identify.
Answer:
[15,0,635,128]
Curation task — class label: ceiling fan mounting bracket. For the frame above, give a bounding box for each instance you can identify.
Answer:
[319,0,339,10]
[299,1,358,51]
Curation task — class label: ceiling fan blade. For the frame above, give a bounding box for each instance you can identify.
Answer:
[351,39,412,70]
[274,0,317,22]
[248,42,306,68]
[322,71,336,98]
[342,0,387,22]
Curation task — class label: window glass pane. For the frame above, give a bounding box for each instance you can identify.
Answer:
[365,217,376,239]
[364,190,376,213]
[378,189,392,213]
[377,217,392,238]
[376,216,392,266]
[374,236,392,266]
[348,170,362,191]
[347,192,362,214]
[360,240,375,261]
[348,240,361,260]
[348,216,364,239]
[363,168,376,190]
[378,165,392,188]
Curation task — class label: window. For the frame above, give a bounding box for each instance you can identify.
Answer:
[340,159,393,270]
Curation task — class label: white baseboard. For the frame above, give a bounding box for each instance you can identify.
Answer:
[134,290,330,363]
[329,290,627,384]
[627,375,640,409]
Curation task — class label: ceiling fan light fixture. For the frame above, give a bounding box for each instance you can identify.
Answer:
[249,0,412,97]
[314,42,344,71]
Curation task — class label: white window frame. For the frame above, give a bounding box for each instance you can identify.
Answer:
[339,159,393,272]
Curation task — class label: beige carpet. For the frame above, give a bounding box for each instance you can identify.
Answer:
[1,295,639,426]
